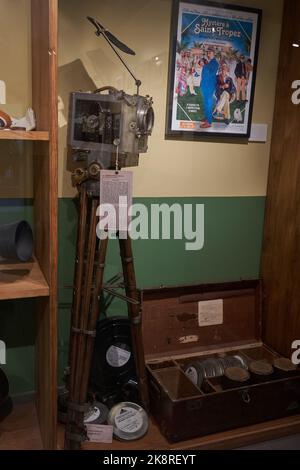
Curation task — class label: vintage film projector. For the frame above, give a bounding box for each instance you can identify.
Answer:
[68,87,154,193]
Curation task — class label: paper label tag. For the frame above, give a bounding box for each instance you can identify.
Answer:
[198,299,223,327]
[86,424,113,443]
[106,345,131,368]
[115,407,143,433]
[99,170,133,231]
[179,335,199,344]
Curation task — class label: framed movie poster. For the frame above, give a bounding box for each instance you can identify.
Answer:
[165,0,262,139]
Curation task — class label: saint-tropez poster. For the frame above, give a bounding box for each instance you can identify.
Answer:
[166,1,262,139]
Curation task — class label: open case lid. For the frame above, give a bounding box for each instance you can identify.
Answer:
[140,280,262,361]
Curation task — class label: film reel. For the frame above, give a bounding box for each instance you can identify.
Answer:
[90,317,137,397]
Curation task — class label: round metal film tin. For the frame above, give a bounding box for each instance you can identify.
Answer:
[84,402,109,425]
[183,362,204,388]
[274,357,297,372]
[249,361,274,376]
[225,367,250,383]
[108,402,149,441]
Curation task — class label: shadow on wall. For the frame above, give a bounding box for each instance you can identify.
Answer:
[58,58,97,178]
[86,47,126,90]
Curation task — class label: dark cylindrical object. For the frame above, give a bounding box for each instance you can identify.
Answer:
[0,396,13,423]
[222,366,250,389]
[0,368,9,407]
[249,361,274,383]
[0,220,33,262]
[273,357,298,379]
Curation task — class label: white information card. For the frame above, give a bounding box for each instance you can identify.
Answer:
[99,170,133,232]
[198,299,224,327]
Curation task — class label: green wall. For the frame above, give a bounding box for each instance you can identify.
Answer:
[0,196,265,394]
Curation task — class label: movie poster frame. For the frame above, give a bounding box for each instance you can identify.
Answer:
[165,0,262,140]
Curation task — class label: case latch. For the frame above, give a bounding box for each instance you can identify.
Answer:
[186,399,203,411]
[241,390,251,404]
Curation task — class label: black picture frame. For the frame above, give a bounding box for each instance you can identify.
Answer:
[165,0,262,140]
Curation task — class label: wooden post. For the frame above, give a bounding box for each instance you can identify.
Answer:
[261,0,300,357]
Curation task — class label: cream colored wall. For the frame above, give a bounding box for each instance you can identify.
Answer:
[0,0,283,198]
[0,0,31,117]
[58,0,283,198]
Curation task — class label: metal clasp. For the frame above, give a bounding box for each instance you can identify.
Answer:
[241,390,251,404]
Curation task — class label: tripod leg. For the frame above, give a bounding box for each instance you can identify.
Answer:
[68,187,88,392]
[65,188,88,449]
[119,236,149,409]
[65,197,99,450]
[79,234,109,405]
[72,197,99,399]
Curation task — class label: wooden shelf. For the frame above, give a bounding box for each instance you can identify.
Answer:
[2,405,299,450]
[0,257,49,300]
[0,0,58,450]
[57,415,300,451]
[0,401,43,450]
[0,130,49,141]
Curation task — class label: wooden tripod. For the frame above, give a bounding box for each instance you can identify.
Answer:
[64,186,149,450]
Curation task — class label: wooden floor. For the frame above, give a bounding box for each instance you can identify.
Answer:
[1,401,300,450]
[58,414,300,451]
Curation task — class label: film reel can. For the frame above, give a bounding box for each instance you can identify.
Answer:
[107,402,149,441]
[84,402,109,425]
